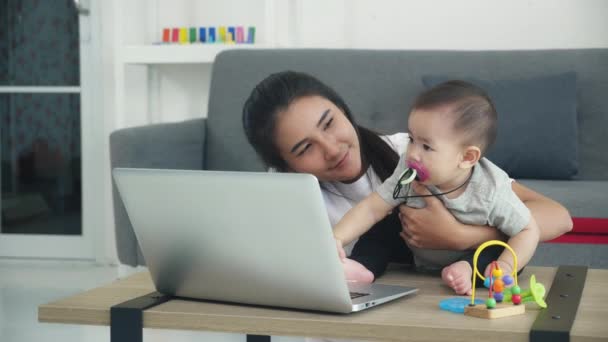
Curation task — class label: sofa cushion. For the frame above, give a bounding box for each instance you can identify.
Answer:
[422,72,578,179]
[517,179,608,219]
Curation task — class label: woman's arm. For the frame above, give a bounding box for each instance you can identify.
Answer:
[511,181,573,241]
[334,192,394,245]
[398,181,573,250]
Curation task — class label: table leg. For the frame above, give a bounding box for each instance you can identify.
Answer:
[530,265,588,342]
[111,292,272,342]
[110,291,172,342]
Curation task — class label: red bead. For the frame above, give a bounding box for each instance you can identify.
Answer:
[512,294,522,305]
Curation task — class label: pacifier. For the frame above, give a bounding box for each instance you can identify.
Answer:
[406,160,429,182]
[398,166,417,185]
[393,160,430,200]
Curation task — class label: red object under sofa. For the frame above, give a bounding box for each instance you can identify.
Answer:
[548,218,608,244]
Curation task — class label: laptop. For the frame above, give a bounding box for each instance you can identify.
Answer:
[112,168,418,313]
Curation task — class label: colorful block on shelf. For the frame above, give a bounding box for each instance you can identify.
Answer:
[189,27,197,43]
[247,27,255,43]
[218,26,226,43]
[208,27,216,43]
[199,27,206,43]
[236,27,244,43]
[162,28,170,43]
[228,27,235,43]
[179,28,188,44]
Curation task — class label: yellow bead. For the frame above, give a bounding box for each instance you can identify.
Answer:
[492,268,503,278]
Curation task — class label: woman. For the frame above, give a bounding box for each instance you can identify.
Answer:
[242,70,572,282]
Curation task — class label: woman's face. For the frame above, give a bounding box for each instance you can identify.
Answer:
[273,95,362,182]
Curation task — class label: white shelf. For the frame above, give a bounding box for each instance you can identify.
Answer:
[121,44,269,64]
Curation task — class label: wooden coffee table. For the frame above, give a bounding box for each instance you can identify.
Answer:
[39,265,608,341]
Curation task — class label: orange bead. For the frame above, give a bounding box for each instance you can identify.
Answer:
[493,282,504,293]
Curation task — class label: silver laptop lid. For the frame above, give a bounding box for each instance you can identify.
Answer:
[113,168,354,313]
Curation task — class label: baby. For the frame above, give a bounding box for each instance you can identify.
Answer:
[333,80,539,294]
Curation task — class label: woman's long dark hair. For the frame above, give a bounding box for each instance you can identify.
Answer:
[242,71,398,182]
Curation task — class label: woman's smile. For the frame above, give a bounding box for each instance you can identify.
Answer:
[330,150,350,171]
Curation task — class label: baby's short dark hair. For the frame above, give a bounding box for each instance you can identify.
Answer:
[412,80,498,155]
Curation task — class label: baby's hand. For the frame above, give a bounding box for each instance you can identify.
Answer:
[335,239,346,262]
[484,260,513,278]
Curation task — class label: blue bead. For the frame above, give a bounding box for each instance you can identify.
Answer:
[503,275,514,286]
[494,292,504,302]
[484,277,491,288]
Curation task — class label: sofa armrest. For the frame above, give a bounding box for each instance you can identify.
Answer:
[110,118,206,266]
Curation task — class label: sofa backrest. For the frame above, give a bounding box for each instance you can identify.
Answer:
[206,49,608,180]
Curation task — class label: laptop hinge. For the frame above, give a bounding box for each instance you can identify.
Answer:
[110,291,271,342]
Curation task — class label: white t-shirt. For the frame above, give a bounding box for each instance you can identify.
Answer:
[319,133,409,254]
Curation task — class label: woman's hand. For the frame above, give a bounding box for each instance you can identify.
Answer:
[398,182,503,250]
[398,182,469,250]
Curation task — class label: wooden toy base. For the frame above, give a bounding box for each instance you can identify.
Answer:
[464,303,525,319]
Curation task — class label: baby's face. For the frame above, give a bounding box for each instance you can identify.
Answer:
[405,108,470,189]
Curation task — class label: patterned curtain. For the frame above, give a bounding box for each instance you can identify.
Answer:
[0,0,80,217]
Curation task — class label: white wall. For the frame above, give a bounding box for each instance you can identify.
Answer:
[296,0,608,49]
[132,0,608,124]
[98,0,608,262]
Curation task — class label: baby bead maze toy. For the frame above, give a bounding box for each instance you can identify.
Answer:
[464,240,526,319]
[439,272,548,316]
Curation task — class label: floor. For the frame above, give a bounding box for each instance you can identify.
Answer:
[0,259,304,342]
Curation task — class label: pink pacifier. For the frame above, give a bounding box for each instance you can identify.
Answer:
[406,160,429,182]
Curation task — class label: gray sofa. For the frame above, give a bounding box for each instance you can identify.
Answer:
[110,49,608,268]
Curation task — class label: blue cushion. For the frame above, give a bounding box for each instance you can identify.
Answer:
[422,72,578,179]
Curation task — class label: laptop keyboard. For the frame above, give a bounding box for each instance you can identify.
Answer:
[349,291,370,299]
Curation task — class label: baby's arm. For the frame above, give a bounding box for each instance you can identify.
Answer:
[333,192,394,246]
[492,216,540,275]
